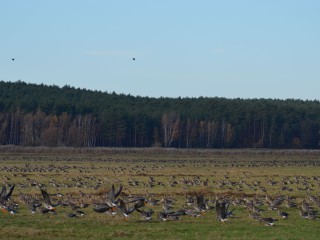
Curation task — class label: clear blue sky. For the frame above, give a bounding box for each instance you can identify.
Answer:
[1,0,319,100]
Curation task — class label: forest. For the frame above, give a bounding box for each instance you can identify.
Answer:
[0,80,319,149]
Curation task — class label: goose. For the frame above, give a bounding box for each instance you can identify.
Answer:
[117,199,135,220]
[93,203,116,214]
[158,208,188,221]
[105,184,123,207]
[184,209,203,217]
[216,198,233,222]
[307,210,317,220]
[277,208,289,219]
[127,197,149,210]
[258,217,278,226]
[40,188,60,213]
[185,195,195,206]
[195,194,207,212]
[67,210,85,218]
[136,208,154,220]
[0,185,15,214]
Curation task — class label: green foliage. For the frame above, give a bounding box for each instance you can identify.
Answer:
[0,80,320,148]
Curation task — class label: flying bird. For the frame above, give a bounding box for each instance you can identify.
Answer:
[216,198,234,222]
[132,58,135,61]
[105,184,123,207]
[40,188,60,213]
[11,58,15,61]
[0,185,15,208]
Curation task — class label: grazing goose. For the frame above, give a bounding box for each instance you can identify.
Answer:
[258,217,278,226]
[67,210,85,218]
[277,208,289,219]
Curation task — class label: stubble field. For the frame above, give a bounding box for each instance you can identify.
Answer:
[0,147,319,239]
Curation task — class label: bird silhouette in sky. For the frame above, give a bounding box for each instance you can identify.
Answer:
[132,58,135,61]
[11,58,15,61]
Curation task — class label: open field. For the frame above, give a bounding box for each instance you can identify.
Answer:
[1,147,320,239]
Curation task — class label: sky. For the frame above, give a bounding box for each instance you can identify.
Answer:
[1,0,320,100]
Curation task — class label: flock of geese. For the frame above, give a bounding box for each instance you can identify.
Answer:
[0,157,320,227]
[1,181,319,226]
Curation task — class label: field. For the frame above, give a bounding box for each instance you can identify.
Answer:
[0,147,320,240]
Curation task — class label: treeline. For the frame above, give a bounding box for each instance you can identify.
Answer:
[0,80,319,149]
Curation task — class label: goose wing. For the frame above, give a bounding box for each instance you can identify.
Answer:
[41,189,52,205]
[118,199,127,213]
[5,185,15,200]
[114,185,123,199]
